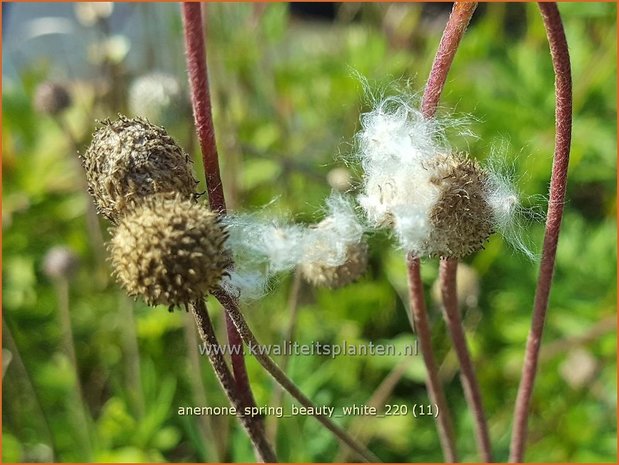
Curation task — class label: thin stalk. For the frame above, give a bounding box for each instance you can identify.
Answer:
[406,255,458,462]
[191,299,277,463]
[119,295,145,419]
[421,1,478,118]
[54,277,94,460]
[267,269,302,444]
[3,320,57,459]
[439,259,492,461]
[509,4,572,462]
[336,358,413,462]
[404,3,479,461]
[54,115,107,277]
[181,1,258,417]
[213,289,380,463]
[182,311,225,461]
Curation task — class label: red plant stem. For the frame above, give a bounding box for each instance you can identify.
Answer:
[404,3,478,461]
[509,4,572,462]
[181,0,259,433]
[213,289,380,463]
[439,259,492,461]
[182,2,225,213]
[191,299,277,463]
[406,255,458,462]
[421,1,478,118]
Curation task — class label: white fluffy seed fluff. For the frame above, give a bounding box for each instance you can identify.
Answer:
[355,94,531,258]
[222,194,365,299]
[356,96,447,254]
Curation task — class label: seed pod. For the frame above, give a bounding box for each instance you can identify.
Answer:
[301,241,368,289]
[424,153,493,258]
[109,194,230,308]
[34,82,72,115]
[81,116,198,223]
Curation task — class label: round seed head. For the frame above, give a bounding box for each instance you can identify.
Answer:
[81,116,198,223]
[109,194,230,308]
[42,246,79,280]
[423,153,493,258]
[301,241,368,289]
[34,82,72,115]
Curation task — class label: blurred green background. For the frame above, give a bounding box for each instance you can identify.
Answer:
[2,2,616,462]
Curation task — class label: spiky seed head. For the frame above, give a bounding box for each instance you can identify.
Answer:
[423,153,494,258]
[109,194,230,308]
[34,82,72,115]
[81,116,198,223]
[301,238,368,289]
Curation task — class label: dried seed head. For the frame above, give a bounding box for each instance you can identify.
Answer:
[300,216,368,289]
[81,116,198,223]
[34,82,72,115]
[109,194,230,308]
[423,153,494,258]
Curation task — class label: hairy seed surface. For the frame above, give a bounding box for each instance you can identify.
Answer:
[109,194,230,308]
[81,116,198,223]
[301,241,368,289]
[424,153,494,258]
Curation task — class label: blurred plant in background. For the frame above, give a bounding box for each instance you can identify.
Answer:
[2,2,616,462]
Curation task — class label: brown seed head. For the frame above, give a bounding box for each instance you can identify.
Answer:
[109,194,230,308]
[81,116,198,223]
[424,153,493,258]
[34,82,72,115]
[301,229,368,289]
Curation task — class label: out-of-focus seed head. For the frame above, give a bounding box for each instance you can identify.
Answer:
[42,246,79,280]
[128,72,190,127]
[109,194,230,308]
[301,223,368,289]
[81,115,198,223]
[327,167,353,193]
[423,153,493,258]
[34,82,72,116]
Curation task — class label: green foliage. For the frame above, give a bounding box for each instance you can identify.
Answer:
[2,2,616,462]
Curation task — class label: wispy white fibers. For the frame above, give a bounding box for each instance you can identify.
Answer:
[354,91,534,258]
[355,95,449,254]
[221,194,366,299]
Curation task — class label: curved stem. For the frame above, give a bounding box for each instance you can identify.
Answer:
[213,290,380,463]
[406,255,458,462]
[404,3,478,461]
[181,1,259,420]
[509,4,572,461]
[191,299,277,463]
[421,1,478,118]
[439,259,492,461]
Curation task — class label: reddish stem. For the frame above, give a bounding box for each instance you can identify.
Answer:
[439,259,492,461]
[181,0,259,436]
[509,4,572,462]
[406,255,458,462]
[404,3,478,461]
[421,1,478,118]
[191,299,277,462]
[182,2,225,214]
